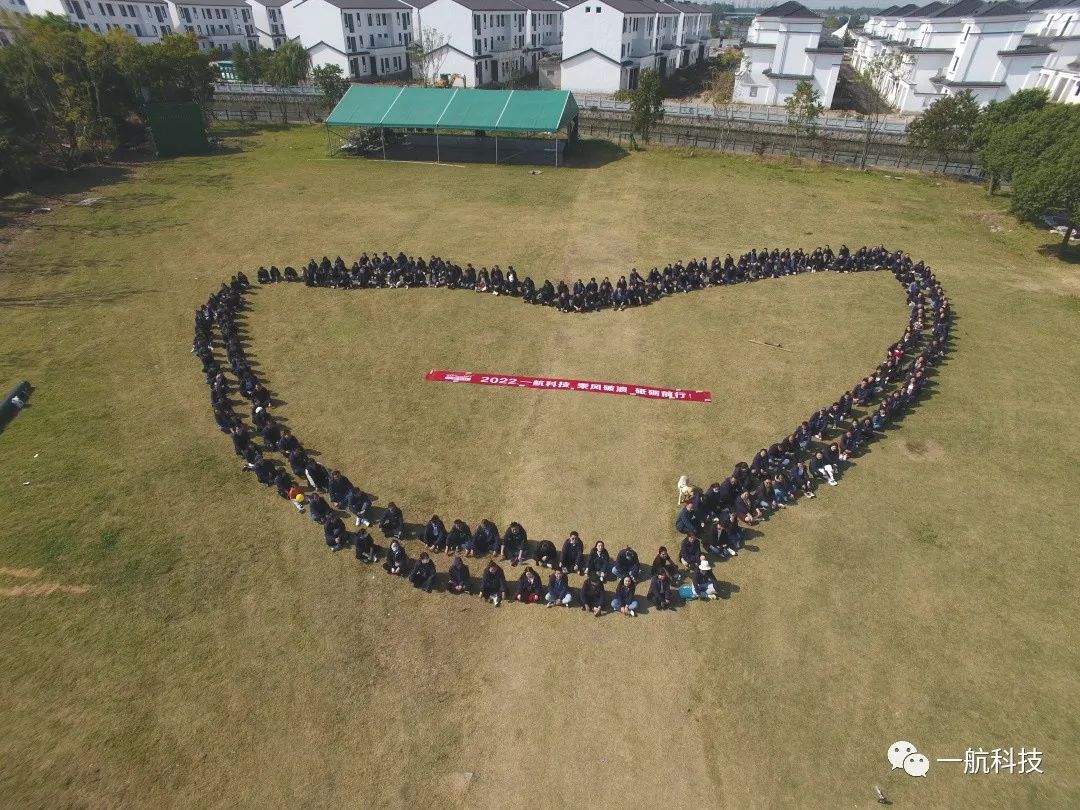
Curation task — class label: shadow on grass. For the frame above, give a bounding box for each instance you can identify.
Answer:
[564,139,630,169]
[1035,239,1080,264]
[208,122,293,139]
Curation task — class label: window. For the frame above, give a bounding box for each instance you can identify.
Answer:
[475,37,481,53]
[347,35,355,50]
[393,56,401,70]
[749,86,758,97]
[950,56,958,72]
[344,13,352,32]
[119,4,127,15]
[585,6,590,11]
[349,56,359,76]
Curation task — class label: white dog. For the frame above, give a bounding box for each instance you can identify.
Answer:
[677,475,696,506]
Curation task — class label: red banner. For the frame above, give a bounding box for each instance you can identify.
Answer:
[425,370,711,403]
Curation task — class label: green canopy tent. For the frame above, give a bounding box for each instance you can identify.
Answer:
[324,86,579,167]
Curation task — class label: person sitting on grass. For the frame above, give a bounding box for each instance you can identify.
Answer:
[471,519,499,558]
[647,569,675,611]
[343,487,372,527]
[354,527,377,563]
[585,541,611,582]
[545,569,572,607]
[651,546,682,582]
[323,514,347,551]
[447,519,471,555]
[580,576,606,617]
[735,490,763,525]
[561,531,586,574]
[479,560,508,606]
[679,533,703,571]
[611,544,642,580]
[693,559,721,600]
[378,502,405,539]
[447,555,471,594]
[383,539,409,576]
[534,538,559,569]
[409,552,437,593]
[516,566,544,604]
[499,521,529,567]
[328,470,353,508]
[811,450,838,486]
[308,493,331,525]
[790,460,815,498]
[424,515,447,552]
[611,576,639,618]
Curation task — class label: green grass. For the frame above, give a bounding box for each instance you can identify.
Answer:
[0,126,1077,808]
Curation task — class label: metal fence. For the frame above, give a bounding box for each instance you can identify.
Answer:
[208,104,328,124]
[578,120,984,179]
[213,82,324,96]
[573,93,910,136]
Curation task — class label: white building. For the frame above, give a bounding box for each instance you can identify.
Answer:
[734,1,843,107]
[168,0,258,49]
[283,0,413,80]
[407,0,532,87]
[558,0,711,94]
[0,0,30,46]
[24,0,175,41]
[853,0,1080,112]
[246,0,287,46]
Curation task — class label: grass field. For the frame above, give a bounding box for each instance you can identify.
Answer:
[1,126,1078,808]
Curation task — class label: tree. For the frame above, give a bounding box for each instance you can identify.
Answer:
[230,43,271,84]
[784,79,823,155]
[264,40,309,122]
[407,26,449,87]
[907,90,981,168]
[704,63,737,149]
[853,52,909,170]
[311,63,350,104]
[629,68,664,144]
[972,88,1048,192]
[1010,126,1080,255]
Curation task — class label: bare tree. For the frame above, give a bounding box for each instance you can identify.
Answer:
[407,27,449,87]
[704,64,739,150]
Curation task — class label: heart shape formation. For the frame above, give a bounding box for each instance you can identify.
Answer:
[192,246,952,616]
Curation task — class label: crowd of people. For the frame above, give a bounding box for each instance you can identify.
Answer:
[195,244,951,618]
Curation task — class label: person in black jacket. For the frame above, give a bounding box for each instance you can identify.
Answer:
[323,514,347,551]
[611,545,642,580]
[611,576,639,617]
[424,515,447,552]
[499,521,528,566]
[308,493,330,525]
[516,566,544,604]
[581,577,605,617]
[328,470,354,508]
[447,555,471,594]
[585,541,611,582]
[354,527,377,563]
[304,459,330,492]
[679,534,703,570]
[409,552,437,592]
[560,532,585,574]
[651,546,682,582]
[447,519,471,555]
[479,561,508,606]
[383,539,408,576]
[345,487,373,527]
[378,502,405,539]
[545,569,572,607]
[647,570,674,610]
[470,519,498,558]
[534,538,558,569]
